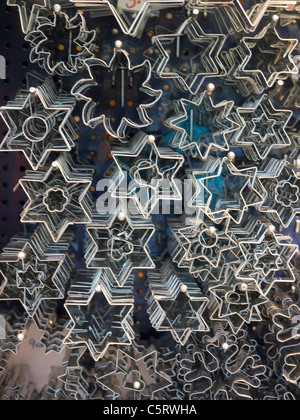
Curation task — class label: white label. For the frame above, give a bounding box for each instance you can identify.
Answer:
[118,0,146,13]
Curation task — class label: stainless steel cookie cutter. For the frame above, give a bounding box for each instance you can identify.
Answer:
[0,77,77,170]
[149,12,226,95]
[96,345,173,400]
[257,158,300,228]
[166,89,240,161]
[189,156,266,225]
[71,42,162,139]
[25,6,96,76]
[0,308,30,354]
[223,18,298,95]
[0,226,73,318]
[169,212,239,274]
[85,204,155,287]
[209,264,269,334]
[20,153,94,242]
[230,94,292,161]
[109,132,184,217]
[64,270,134,361]
[147,259,209,345]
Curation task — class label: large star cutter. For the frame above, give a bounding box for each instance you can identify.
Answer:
[0,228,72,317]
[20,155,93,242]
[71,46,162,139]
[189,157,266,224]
[69,0,185,38]
[238,230,298,296]
[231,94,292,160]
[0,78,77,170]
[110,133,184,217]
[26,9,96,76]
[97,347,173,399]
[235,21,298,93]
[64,271,134,361]
[258,159,300,228]
[148,15,226,94]
[147,261,209,345]
[166,93,240,160]
[210,266,268,334]
[170,216,239,273]
[85,208,155,286]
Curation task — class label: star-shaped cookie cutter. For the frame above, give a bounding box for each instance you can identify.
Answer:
[0,78,77,170]
[96,345,173,399]
[189,156,266,224]
[166,91,240,161]
[20,153,94,242]
[85,204,155,286]
[258,159,300,228]
[147,260,209,345]
[231,94,292,160]
[109,132,184,217]
[64,270,134,361]
[0,226,73,317]
[148,13,226,94]
[210,265,268,334]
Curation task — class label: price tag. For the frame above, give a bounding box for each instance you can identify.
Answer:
[118,0,146,13]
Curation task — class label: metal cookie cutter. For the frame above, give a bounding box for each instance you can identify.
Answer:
[109,132,184,217]
[71,42,162,139]
[209,265,269,334]
[169,212,239,275]
[238,228,298,296]
[0,226,73,317]
[146,259,209,345]
[6,0,49,34]
[96,345,173,400]
[0,78,77,170]
[69,0,185,38]
[85,205,155,287]
[230,94,292,161]
[178,325,266,400]
[26,5,96,76]
[225,17,299,95]
[148,11,226,95]
[187,0,270,33]
[257,159,300,228]
[20,153,94,242]
[189,156,266,225]
[64,270,134,361]
[166,88,240,161]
